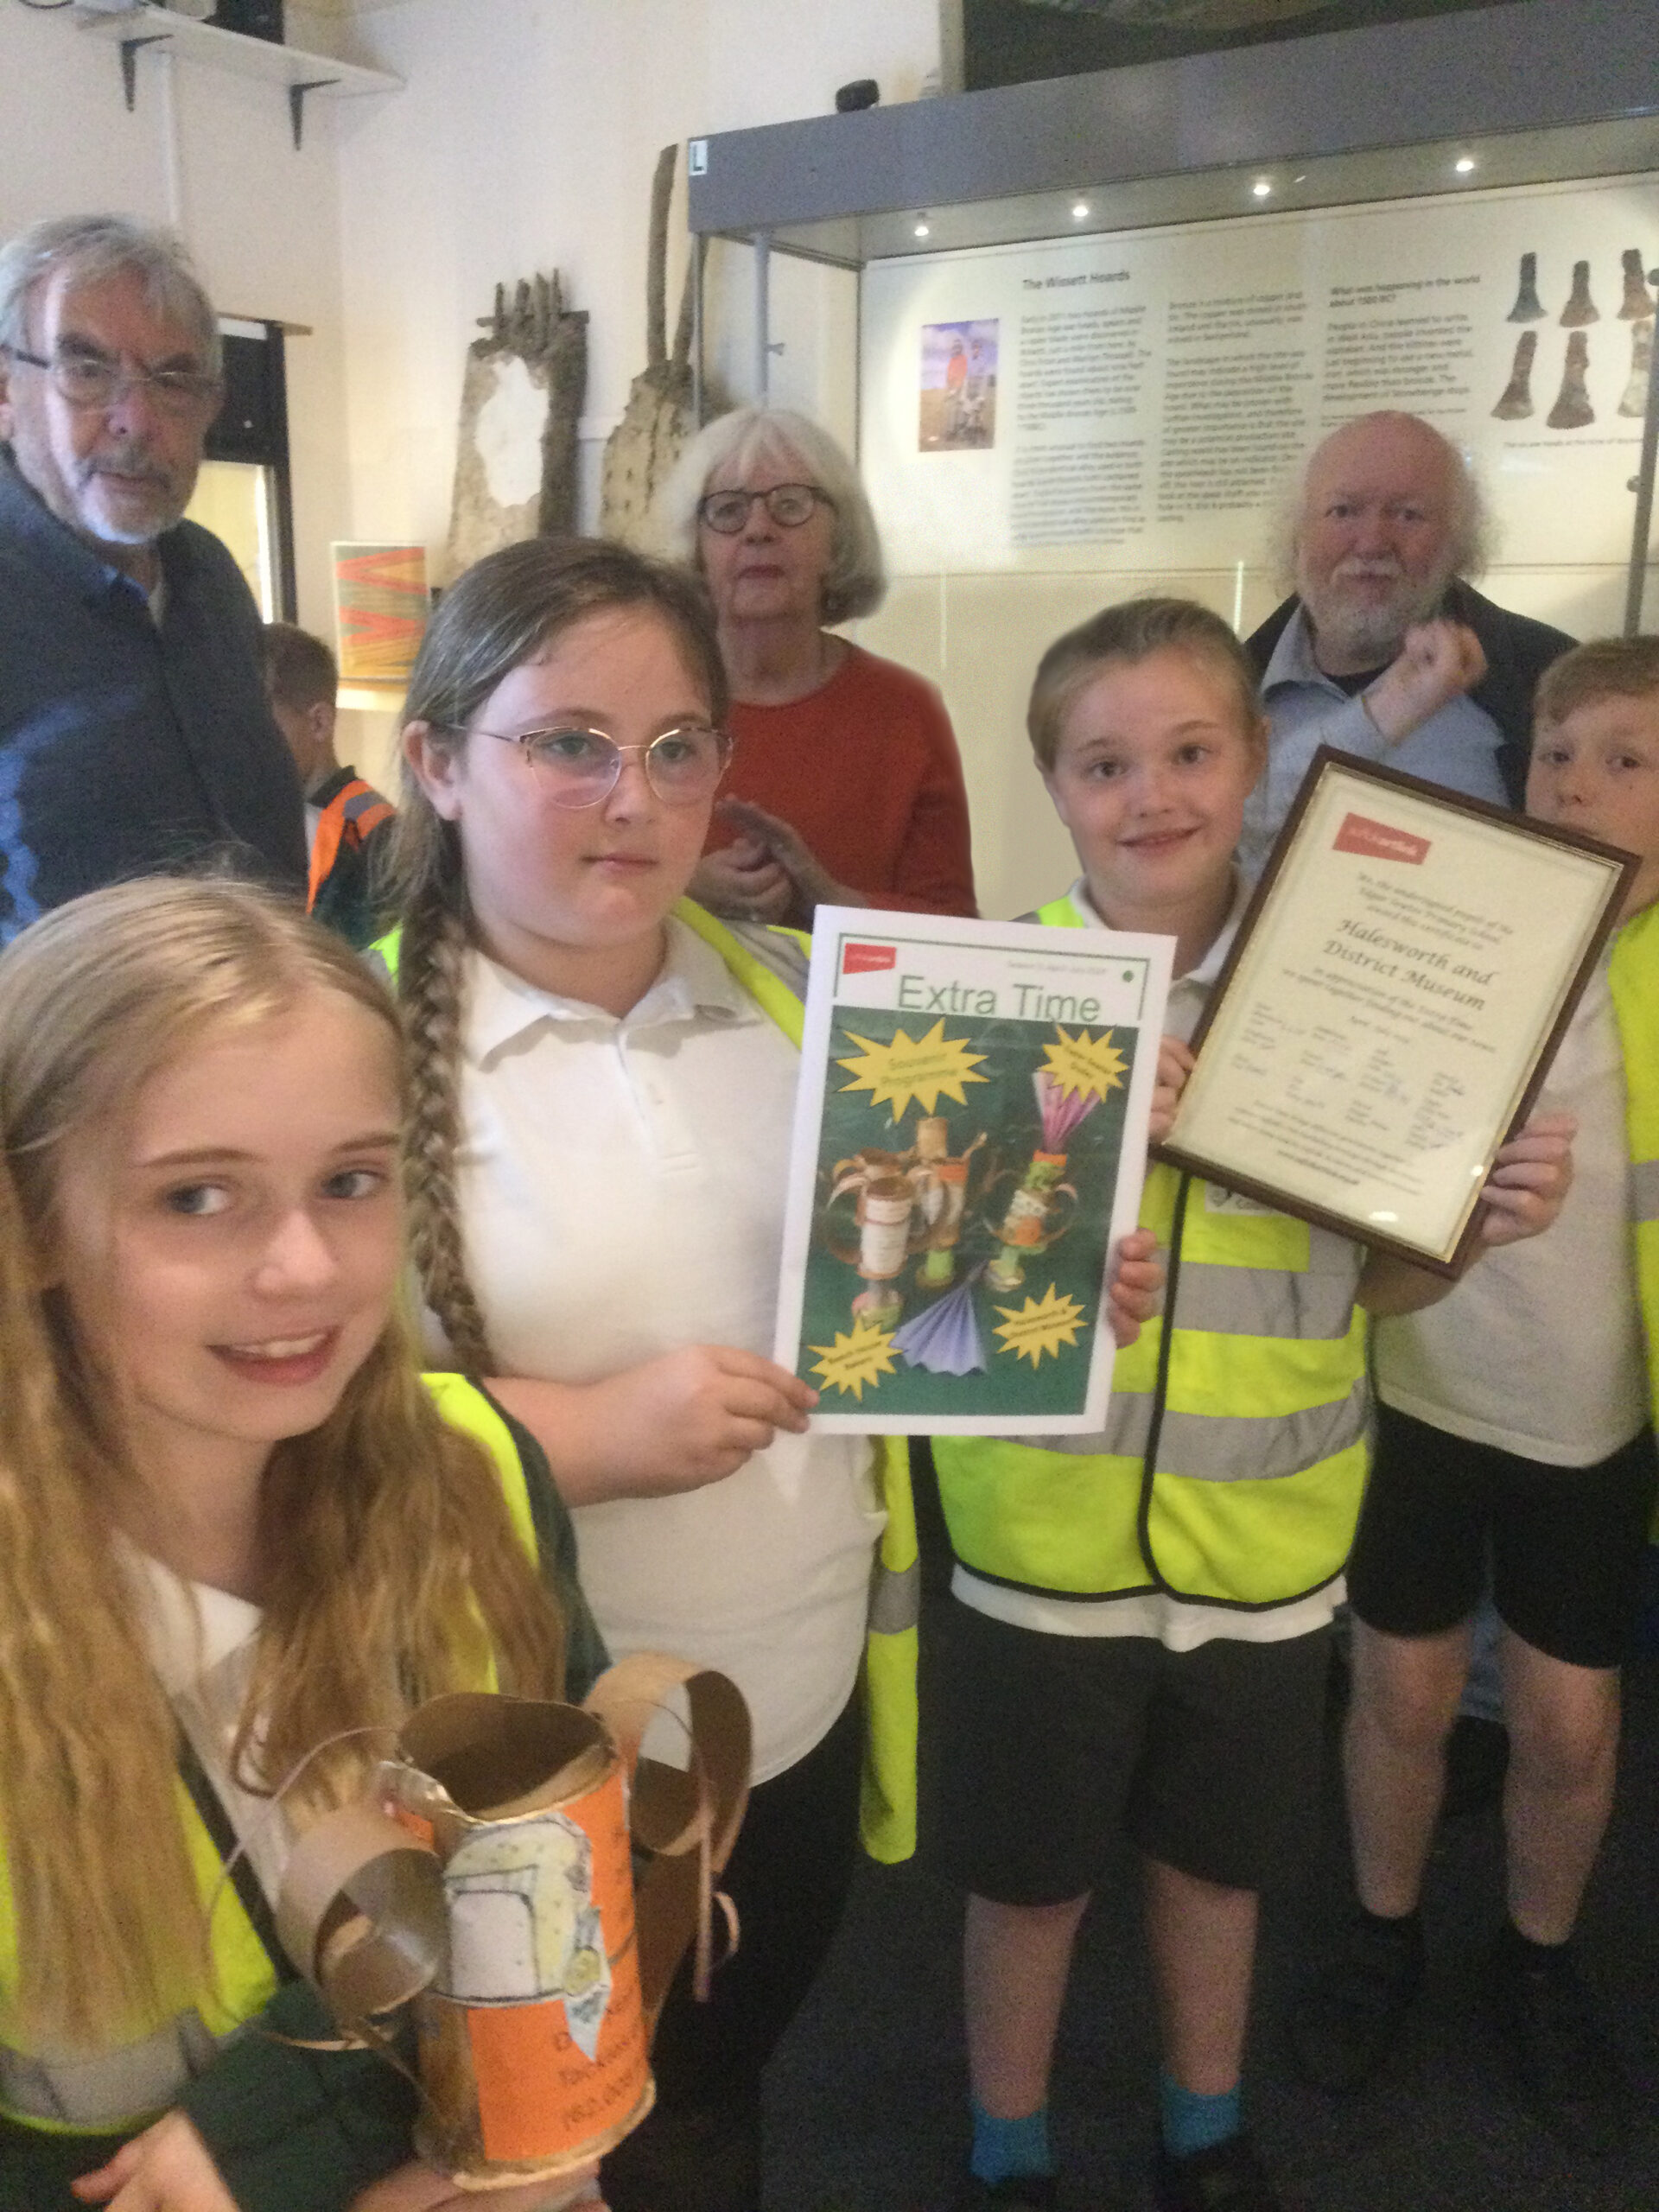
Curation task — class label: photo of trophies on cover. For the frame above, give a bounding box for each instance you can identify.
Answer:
[775,909,1172,1433]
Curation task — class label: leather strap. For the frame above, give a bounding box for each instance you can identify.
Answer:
[177,1734,301,1986]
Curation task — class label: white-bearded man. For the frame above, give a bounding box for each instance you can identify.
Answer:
[1239,410,1574,876]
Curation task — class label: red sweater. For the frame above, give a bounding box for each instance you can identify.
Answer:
[711,645,978,916]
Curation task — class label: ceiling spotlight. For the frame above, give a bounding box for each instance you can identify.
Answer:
[913,219,931,238]
[1252,179,1272,199]
[1454,156,1476,174]
[1071,200,1090,220]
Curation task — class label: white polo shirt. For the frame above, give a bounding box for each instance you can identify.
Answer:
[121,1541,289,1899]
[1375,954,1645,1465]
[426,918,885,1783]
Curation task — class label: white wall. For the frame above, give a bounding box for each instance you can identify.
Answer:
[3,0,940,788]
[320,0,939,781]
[328,0,938,554]
[0,0,353,639]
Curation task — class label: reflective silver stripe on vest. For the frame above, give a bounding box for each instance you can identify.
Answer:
[718,917,810,999]
[1172,1258,1357,1341]
[1633,1158,1659,1224]
[2,2010,220,2129]
[868,1556,921,1636]
[1027,1372,1370,1482]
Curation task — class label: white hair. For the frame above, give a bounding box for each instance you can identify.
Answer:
[653,406,887,624]
[0,213,220,380]
[1270,410,1493,591]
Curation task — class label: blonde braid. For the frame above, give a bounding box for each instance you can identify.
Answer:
[398,880,498,1378]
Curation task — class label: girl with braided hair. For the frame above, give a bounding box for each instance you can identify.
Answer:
[378,537,1160,2212]
[378,536,869,2212]
[0,877,604,2212]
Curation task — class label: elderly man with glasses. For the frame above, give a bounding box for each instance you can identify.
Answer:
[0,213,305,938]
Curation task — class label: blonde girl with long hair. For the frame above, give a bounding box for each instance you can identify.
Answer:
[0,878,605,2212]
[380,535,1159,2212]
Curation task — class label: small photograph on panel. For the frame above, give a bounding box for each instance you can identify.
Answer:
[919,320,1000,451]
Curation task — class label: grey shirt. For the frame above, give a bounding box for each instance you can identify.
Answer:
[1238,604,1510,880]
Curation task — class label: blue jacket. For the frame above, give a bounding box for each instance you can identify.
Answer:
[0,454,306,938]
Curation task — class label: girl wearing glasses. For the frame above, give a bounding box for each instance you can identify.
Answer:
[380,535,903,2212]
[384,537,1153,2211]
[654,406,978,926]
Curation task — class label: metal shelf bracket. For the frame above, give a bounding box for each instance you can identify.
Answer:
[287,77,339,150]
[118,30,170,111]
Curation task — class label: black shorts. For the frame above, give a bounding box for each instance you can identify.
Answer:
[1347,1403,1659,1671]
[934,1597,1331,1902]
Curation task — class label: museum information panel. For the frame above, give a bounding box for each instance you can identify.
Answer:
[862,177,1658,576]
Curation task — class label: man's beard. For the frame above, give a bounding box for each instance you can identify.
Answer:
[78,442,189,544]
[1297,556,1453,670]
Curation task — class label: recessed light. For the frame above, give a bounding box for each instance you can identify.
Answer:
[913,220,931,238]
[1071,200,1090,220]
[1252,179,1272,199]
[1455,156,1476,174]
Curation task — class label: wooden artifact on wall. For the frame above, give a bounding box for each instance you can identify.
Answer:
[445,271,588,579]
[600,144,708,550]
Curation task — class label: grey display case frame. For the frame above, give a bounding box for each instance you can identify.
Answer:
[684,0,1659,628]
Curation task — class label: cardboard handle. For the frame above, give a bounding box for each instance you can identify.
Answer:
[582,1656,752,2023]
[272,1662,751,2053]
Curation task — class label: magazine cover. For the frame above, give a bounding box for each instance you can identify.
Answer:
[775,907,1173,1434]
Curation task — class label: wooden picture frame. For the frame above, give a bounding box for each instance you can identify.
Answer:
[1158,749,1634,1274]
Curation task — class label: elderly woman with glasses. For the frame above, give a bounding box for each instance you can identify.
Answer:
[655,405,977,924]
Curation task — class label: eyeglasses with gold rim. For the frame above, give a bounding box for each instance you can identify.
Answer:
[450,721,734,810]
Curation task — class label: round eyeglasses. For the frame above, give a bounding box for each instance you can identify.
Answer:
[8,346,222,419]
[696,483,834,534]
[460,722,733,809]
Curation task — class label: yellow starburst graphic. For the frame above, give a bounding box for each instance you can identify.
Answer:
[808,1319,899,1401]
[993,1282,1088,1367]
[1040,1025,1128,1105]
[836,1020,989,1121]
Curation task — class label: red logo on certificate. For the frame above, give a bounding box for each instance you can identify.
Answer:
[1333,812,1430,865]
[842,943,898,974]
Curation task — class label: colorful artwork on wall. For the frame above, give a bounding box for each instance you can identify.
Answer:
[331,542,429,684]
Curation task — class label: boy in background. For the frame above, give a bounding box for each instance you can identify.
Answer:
[262,621,394,948]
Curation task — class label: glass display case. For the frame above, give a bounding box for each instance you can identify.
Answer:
[685,0,1659,915]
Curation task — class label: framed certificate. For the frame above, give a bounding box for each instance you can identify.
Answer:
[1159,750,1636,1275]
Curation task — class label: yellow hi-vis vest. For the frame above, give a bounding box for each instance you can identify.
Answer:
[935,892,1370,1611]
[372,900,919,1864]
[1606,900,1659,1525]
[0,1377,550,2139]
